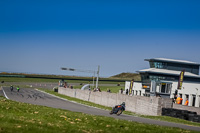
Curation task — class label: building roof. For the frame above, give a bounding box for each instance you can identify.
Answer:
[145,58,200,66]
[138,68,200,78]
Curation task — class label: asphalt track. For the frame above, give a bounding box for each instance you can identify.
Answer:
[2,87,200,132]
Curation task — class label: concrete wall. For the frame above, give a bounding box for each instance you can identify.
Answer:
[58,87,171,116]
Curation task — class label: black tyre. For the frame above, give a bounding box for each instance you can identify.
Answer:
[179,116,186,120]
[110,110,113,115]
[170,112,177,117]
[117,110,122,116]
[188,114,196,121]
[192,116,199,122]
[188,111,197,115]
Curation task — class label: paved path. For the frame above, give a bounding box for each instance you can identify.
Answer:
[2,87,200,131]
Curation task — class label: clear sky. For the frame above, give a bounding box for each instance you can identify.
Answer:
[1,0,200,77]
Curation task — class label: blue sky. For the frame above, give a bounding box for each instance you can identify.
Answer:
[0,0,200,77]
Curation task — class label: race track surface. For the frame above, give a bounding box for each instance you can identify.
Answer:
[2,87,200,131]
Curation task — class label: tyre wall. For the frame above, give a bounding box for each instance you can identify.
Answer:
[173,104,200,115]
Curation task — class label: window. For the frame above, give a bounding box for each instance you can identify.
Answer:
[161,83,166,93]
[153,62,166,69]
[159,83,172,94]
[166,84,171,93]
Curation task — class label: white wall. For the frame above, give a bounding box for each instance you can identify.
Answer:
[170,81,200,107]
[125,81,130,91]
[125,81,144,96]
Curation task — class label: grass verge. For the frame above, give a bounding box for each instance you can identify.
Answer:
[73,85,123,93]
[0,96,198,133]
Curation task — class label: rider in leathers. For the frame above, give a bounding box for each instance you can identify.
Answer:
[112,102,125,113]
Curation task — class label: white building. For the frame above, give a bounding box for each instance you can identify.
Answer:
[125,58,200,107]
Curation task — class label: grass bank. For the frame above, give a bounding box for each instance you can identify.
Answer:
[0,96,197,133]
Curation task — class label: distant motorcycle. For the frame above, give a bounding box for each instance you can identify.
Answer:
[110,102,125,116]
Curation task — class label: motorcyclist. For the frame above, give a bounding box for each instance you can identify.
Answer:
[112,102,126,113]
[121,102,125,110]
[17,86,20,92]
[10,85,13,91]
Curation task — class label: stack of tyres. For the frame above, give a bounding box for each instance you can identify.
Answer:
[179,110,188,120]
[161,108,166,115]
[187,111,197,122]
[192,115,200,122]
[175,109,183,119]
[173,109,182,118]
[161,108,200,123]
[198,115,200,122]
[170,110,177,118]
[188,114,196,121]
[162,108,173,116]
[162,108,170,116]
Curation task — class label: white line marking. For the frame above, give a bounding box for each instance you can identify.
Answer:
[2,87,9,99]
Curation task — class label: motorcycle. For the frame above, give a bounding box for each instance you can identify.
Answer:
[110,105,125,116]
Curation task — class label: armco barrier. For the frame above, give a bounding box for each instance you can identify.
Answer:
[58,87,172,116]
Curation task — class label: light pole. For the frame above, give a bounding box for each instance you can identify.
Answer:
[61,66,100,88]
[96,65,100,88]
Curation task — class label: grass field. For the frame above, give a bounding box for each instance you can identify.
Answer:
[0,77,125,85]
[0,96,198,133]
[0,77,125,93]
[0,77,59,83]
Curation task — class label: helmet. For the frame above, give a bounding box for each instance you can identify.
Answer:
[122,102,125,105]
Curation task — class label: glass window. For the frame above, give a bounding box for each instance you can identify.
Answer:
[166,84,171,93]
[159,83,172,94]
[153,62,166,69]
[161,83,166,93]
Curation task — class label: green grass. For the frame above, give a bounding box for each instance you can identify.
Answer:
[73,85,123,93]
[38,88,200,128]
[98,86,123,93]
[0,72,129,82]
[0,77,59,83]
[0,77,125,85]
[0,96,198,133]
[0,77,125,93]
